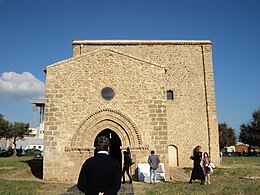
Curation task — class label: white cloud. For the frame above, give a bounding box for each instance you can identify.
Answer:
[0,72,45,100]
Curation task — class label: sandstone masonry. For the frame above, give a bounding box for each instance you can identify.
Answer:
[44,40,219,182]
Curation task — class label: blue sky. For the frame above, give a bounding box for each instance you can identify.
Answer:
[0,0,259,135]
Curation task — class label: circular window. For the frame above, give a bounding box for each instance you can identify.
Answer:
[101,87,115,100]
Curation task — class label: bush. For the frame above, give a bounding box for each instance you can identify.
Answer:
[0,149,12,157]
[24,149,43,158]
[222,152,240,157]
[223,151,260,157]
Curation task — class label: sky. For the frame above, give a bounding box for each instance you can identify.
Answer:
[0,0,259,136]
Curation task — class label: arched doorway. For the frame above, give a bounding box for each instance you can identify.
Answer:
[96,129,122,165]
[168,145,178,167]
[72,109,143,151]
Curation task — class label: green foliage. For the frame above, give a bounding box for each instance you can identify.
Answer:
[14,123,31,156]
[0,113,31,154]
[24,149,43,158]
[6,122,31,140]
[0,114,9,139]
[239,109,260,146]
[219,122,236,149]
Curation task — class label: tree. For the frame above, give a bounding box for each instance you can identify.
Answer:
[5,122,31,156]
[0,114,9,139]
[239,109,260,147]
[219,122,236,150]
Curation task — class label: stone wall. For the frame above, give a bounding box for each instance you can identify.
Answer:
[44,40,219,182]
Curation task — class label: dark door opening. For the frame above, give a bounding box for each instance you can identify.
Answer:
[96,129,122,165]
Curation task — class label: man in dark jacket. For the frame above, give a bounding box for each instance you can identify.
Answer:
[148,150,160,183]
[77,136,121,195]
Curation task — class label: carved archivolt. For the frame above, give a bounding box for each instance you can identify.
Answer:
[71,108,142,150]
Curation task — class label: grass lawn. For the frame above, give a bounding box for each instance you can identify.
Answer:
[145,157,260,195]
[0,156,259,194]
[0,156,71,195]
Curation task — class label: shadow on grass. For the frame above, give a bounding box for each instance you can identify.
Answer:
[22,157,43,179]
[62,183,135,195]
[63,185,84,195]
[63,183,135,195]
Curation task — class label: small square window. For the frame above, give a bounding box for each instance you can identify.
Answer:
[167,90,174,100]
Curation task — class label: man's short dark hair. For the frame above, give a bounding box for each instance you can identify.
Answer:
[151,150,155,154]
[94,136,110,151]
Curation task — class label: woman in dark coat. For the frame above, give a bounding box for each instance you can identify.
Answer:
[189,145,205,185]
[122,150,133,183]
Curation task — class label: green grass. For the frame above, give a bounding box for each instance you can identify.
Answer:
[0,156,71,195]
[0,156,31,168]
[0,156,30,175]
[0,178,72,195]
[0,179,43,195]
[222,156,260,167]
[0,157,41,195]
[0,156,259,194]
[145,156,260,195]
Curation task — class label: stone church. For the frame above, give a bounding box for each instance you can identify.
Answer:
[43,40,219,182]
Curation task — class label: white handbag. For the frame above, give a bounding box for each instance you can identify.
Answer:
[209,162,215,169]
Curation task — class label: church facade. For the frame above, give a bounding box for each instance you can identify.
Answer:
[44,40,219,182]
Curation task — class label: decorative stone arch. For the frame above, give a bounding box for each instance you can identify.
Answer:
[71,108,142,150]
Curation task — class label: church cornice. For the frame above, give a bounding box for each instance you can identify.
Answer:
[72,40,212,45]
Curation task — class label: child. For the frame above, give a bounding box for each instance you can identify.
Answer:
[202,152,212,184]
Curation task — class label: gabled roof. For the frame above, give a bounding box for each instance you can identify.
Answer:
[46,48,165,70]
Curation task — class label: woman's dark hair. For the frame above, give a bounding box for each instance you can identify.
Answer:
[203,152,209,158]
[193,145,201,155]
